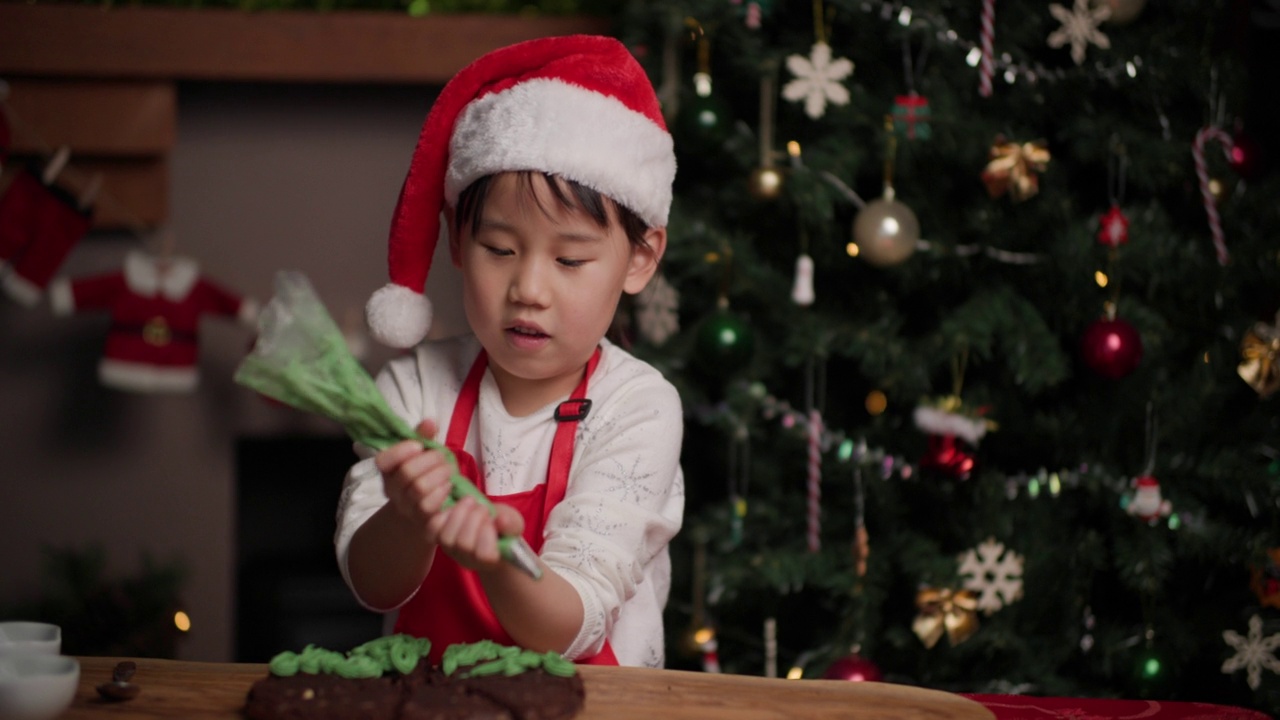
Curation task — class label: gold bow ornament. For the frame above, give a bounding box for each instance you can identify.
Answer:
[981,137,1051,202]
[1239,312,1280,398]
[912,586,979,648]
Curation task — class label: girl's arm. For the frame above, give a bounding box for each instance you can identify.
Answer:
[537,372,686,660]
[480,549,586,654]
[345,502,437,611]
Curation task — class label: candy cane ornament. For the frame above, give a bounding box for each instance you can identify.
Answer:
[806,409,823,552]
[978,0,996,97]
[1192,126,1235,265]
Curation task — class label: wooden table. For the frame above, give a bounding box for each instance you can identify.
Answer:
[65,656,994,719]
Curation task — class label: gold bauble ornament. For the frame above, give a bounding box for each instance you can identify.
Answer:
[1208,176,1226,204]
[852,191,919,267]
[1101,0,1146,25]
[748,167,785,200]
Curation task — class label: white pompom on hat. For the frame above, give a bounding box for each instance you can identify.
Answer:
[366,34,677,348]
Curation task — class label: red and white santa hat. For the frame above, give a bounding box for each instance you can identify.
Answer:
[366,34,676,348]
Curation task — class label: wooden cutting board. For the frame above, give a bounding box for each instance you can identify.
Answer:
[65,656,993,719]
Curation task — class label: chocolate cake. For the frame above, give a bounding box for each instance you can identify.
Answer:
[243,637,585,720]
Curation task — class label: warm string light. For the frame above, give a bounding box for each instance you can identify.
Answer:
[857,0,1145,87]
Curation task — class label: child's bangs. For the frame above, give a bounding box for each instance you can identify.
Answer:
[456,172,650,249]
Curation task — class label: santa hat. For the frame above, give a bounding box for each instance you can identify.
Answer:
[366,34,676,348]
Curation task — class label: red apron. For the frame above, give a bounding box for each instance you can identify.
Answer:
[393,347,619,666]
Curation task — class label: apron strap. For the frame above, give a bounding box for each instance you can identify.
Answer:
[545,347,601,509]
[445,349,491,453]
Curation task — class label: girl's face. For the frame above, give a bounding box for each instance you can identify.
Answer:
[449,173,665,416]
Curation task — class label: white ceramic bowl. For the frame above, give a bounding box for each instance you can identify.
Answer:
[0,655,80,720]
[0,623,61,657]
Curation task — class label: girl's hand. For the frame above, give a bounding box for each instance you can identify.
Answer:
[375,419,526,570]
[429,497,526,572]
[376,419,455,532]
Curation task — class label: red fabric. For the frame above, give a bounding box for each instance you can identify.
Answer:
[0,106,11,165]
[386,35,663,298]
[0,169,91,300]
[394,347,618,667]
[964,694,1271,719]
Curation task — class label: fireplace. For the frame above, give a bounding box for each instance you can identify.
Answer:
[234,435,383,662]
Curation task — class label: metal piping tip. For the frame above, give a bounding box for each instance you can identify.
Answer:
[501,536,543,580]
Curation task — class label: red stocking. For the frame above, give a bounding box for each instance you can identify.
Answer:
[0,168,91,306]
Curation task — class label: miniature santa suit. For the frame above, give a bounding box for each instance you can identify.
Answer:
[49,250,257,392]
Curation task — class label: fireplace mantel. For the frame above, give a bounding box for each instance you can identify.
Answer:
[0,4,610,83]
[0,4,610,228]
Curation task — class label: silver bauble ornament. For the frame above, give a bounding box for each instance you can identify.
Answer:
[748,167,785,200]
[853,195,919,267]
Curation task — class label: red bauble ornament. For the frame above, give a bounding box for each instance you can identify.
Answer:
[919,434,977,479]
[1097,205,1129,247]
[1228,128,1262,181]
[1081,316,1143,379]
[822,653,883,682]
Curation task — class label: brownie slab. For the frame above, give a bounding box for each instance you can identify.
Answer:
[244,672,402,720]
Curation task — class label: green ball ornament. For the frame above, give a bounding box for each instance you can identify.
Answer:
[1130,645,1171,698]
[679,92,731,143]
[694,306,755,376]
[853,195,919,267]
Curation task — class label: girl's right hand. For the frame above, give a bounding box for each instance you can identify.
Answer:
[375,420,455,534]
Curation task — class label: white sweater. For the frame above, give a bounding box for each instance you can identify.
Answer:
[334,335,685,667]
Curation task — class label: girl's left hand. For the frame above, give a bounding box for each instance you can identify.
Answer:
[428,497,526,572]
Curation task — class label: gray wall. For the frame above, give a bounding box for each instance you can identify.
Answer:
[0,82,467,662]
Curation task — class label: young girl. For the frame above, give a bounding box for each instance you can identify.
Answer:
[334,35,684,669]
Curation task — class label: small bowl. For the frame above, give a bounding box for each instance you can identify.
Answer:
[0,623,61,657]
[0,655,80,720]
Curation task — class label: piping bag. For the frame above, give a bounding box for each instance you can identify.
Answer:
[234,271,542,580]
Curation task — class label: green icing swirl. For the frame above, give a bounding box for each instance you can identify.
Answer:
[336,654,384,679]
[266,636,573,680]
[540,651,578,677]
[268,634,432,678]
[442,641,577,678]
[268,651,300,677]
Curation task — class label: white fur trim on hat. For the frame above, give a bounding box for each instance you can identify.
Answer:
[445,78,676,227]
[913,405,989,445]
[366,283,433,348]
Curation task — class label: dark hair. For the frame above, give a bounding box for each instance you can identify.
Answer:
[453,172,651,250]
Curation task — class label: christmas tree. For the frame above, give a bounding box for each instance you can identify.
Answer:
[611,0,1280,713]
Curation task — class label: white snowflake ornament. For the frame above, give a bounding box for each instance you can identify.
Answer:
[634,273,679,346]
[782,42,854,119]
[1223,614,1280,690]
[958,537,1024,615]
[1047,0,1111,66]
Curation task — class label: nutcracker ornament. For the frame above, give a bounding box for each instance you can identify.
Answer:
[1123,475,1172,524]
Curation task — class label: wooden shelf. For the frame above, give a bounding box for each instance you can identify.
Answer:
[0,4,611,83]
